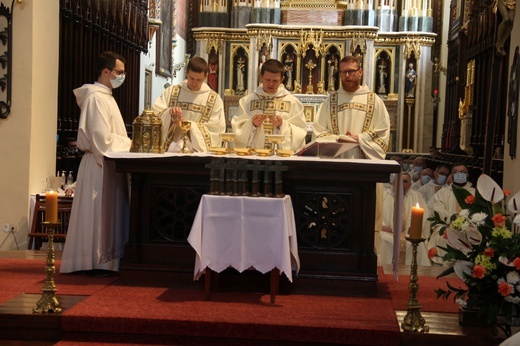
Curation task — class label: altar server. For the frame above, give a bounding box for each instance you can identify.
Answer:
[153,56,226,152]
[231,59,307,150]
[312,56,390,159]
[61,51,131,274]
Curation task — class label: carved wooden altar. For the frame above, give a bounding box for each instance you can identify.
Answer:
[106,154,400,292]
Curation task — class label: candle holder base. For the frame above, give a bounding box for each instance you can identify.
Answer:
[401,237,428,333]
[33,221,62,314]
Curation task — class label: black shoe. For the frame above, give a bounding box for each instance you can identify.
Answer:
[77,269,116,277]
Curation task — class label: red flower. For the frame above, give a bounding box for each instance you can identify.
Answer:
[498,281,513,297]
[513,258,520,270]
[483,248,495,257]
[442,231,448,239]
[504,189,511,196]
[428,247,438,259]
[492,214,507,227]
[465,195,475,205]
[472,265,486,279]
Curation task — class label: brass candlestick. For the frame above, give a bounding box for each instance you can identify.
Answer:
[33,221,62,313]
[401,237,429,333]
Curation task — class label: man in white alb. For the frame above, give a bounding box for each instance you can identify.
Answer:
[231,59,307,150]
[312,56,390,159]
[61,51,131,274]
[153,56,226,152]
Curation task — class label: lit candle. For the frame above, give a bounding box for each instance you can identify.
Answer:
[45,190,58,223]
[409,203,424,239]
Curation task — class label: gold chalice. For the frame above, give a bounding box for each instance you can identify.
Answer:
[220,132,236,154]
[179,121,191,154]
[265,134,285,156]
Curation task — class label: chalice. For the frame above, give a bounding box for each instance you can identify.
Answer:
[265,134,284,156]
[179,121,191,154]
[220,132,236,154]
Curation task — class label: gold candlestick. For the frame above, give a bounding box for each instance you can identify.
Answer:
[401,237,429,332]
[33,221,62,313]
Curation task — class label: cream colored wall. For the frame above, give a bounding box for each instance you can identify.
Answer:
[504,16,520,193]
[0,1,59,250]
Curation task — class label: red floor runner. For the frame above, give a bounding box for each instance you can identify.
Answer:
[61,282,399,345]
[1,258,466,345]
[379,270,464,314]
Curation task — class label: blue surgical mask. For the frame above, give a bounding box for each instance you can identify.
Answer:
[402,164,409,171]
[420,175,431,185]
[414,166,423,173]
[453,172,468,185]
[436,174,447,185]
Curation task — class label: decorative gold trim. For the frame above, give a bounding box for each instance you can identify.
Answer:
[281,0,338,9]
[257,30,273,52]
[206,37,222,54]
[403,39,422,59]
[300,29,325,58]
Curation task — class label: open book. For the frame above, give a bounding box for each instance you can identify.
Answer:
[296,135,359,158]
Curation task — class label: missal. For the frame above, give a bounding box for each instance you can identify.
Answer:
[296,135,358,158]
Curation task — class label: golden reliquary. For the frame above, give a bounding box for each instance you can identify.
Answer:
[130,107,164,153]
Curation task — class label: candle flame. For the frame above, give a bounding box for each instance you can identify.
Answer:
[416,203,420,208]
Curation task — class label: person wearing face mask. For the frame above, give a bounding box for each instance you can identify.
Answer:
[412,167,434,190]
[379,173,431,266]
[402,156,414,172]
[153,56,226,152]
[426,164,475,265]
[61,51,132,275]
[412,156,427,173]
[312,56,390,159]
[231,59,307,150]
[417,163,450,203]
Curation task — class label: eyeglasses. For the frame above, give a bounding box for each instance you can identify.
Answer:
[339,69,360,76]
[110,69,126,77]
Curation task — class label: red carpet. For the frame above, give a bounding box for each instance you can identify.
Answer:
[379,270,464,314]
[1,258,465,345]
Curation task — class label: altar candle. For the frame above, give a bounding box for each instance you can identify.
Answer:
[409,203,424,239]
[45,190,58,223]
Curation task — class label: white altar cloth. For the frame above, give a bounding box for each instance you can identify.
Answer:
[187,194,300,282]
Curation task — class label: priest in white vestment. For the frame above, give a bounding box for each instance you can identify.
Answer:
[427,164,475,265]
[380,172,431,266]
[61,51,132,274]
[312,56,390,160]
[153,57,226,153]
[417,163,451,203]
[231,59,307,150]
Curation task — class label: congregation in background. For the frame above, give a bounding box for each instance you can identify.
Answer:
[379,152,477,267]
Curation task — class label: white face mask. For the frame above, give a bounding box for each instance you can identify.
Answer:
[109,71,126,89]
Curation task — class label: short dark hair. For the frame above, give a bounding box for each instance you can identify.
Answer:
[187,56,209,74]
[451,163,469,174]
[96,51,125,78]
[339,56,362,69]
[260,59,284,77]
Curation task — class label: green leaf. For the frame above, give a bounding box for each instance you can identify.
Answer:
[436,266,455,279]
[452,185,472,210]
